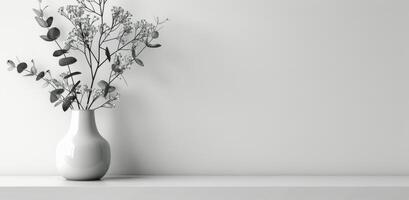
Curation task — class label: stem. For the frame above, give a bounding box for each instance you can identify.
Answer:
[86,0,106,109]
[53,37,82,110]
[93,98,113,110]
[22,69,72,107]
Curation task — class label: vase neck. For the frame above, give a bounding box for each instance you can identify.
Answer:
[69,110,98,136]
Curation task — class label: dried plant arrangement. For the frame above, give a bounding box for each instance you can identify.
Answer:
[6,0,167,111]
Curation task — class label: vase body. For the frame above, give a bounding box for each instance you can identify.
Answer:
[56,110,110,181]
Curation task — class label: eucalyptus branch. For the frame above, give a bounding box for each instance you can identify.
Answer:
[48,24,81,109]
[7,0,166,111]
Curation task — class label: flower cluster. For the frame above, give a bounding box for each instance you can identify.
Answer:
[59,5,99,47]
[58,5,84,19]
[111,53,134,73]
[111,6,132,25]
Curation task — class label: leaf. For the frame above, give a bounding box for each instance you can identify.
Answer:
[53,49,68,57]
[64,72,81,79]
[131,45,144,66]
[35,17,49,28]
[131,45,137,59]
[111,64,122,73]
[50,92,59,103]
[69,81,81,94]
[134,58,144,66]
[51,79,63,87]
[63,43,72,50]
[36,71,45,81]
[103,86,110,97]
[44,70,51,79]
[97,80,115,97]
[24,73,35,77]
[105,47,111,62]
[111,57,122,72]
[30,66,37,75]
[98,80,108,89]
[54,100,63,107]
[98,80,109,97]
[152,31,159,39]
[62,96,76,112]
[42,81,50,88]
[47,27,60,41]
[32,9,43,18]
[40,35,53,41]
[46,17,53,27]
[17,63,27,73]
[24,66,37,76]
[59,57,77,66]
[102,103,114,108]
[108,86,116,93]
[51,88,65,95]
[145,43,161,48]
[7,60,15,71]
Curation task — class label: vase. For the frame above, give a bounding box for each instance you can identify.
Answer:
[56,110,110,181]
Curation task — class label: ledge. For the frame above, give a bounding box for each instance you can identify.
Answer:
[0,175,409,187]
[1,176,409,200]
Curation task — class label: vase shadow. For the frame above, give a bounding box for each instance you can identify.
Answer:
[106,94,160,176]
[108,103,142,175]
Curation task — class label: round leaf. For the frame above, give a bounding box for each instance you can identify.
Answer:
[36,71,45,81]
[7,60,15,71]
[111,64,122,73]
[59,57,77,66]
[152,31,159,39]
[47,27,60,41]
[40,35,53,42]
[17,63,27,73]
[51,88,65,95]
[53,49,68,57]
[46,17,53,27]
[50,92,59,103]
[98,80,108,89]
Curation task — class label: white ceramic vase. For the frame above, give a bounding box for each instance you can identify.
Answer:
[56,110,110,181]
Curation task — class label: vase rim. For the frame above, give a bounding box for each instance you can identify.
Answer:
[70,109,95,112]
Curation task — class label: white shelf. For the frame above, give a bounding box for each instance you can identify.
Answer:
[0,175,409,187]
[1,176,409,200]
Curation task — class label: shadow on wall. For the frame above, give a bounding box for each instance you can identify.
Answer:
[107,92,172,175]
[109,95,147,175]
[102,18,221,175]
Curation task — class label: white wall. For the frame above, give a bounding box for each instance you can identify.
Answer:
[1,0,409,175]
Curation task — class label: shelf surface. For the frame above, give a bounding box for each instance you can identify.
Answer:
[1,176,409,187]
[2,176,409,200]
